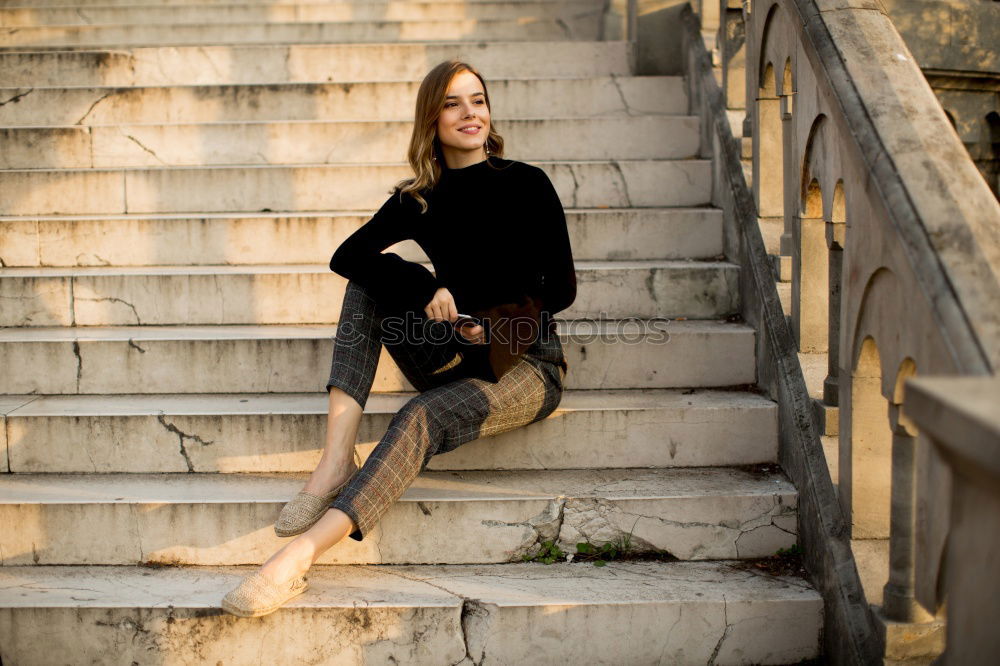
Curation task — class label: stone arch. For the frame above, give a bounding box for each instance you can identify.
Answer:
[800,114,829,212]
[850,335,892,540]
[792,116,831,353]
[757,2,781,92]
[804,178,822,217]
[832,180,846,224]
[755,60,784,219]
[792,176,829,352]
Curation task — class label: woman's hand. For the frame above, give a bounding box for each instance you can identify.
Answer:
[425,287,486,344]
[456,320,486,344]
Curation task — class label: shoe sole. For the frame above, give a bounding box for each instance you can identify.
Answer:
[221,583,307,618]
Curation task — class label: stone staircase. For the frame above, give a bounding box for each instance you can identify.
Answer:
[0,0,824,662]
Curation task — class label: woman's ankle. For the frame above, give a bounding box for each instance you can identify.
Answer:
[261,539,315,582]
[316,446,356,471]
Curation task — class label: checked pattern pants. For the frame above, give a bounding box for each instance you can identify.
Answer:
[326,280,566,541]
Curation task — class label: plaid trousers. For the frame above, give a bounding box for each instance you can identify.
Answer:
[326,280,566,541]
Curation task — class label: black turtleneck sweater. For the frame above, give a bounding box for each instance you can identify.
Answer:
[329,155,577,381]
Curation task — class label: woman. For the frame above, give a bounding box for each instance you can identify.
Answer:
[221,60,576,617]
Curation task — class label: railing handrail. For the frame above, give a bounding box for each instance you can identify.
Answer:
[760,0,1000,374]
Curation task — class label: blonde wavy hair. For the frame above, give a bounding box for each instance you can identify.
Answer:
[394,60,506,213]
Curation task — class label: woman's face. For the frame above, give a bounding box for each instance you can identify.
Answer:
[435,69,491,167]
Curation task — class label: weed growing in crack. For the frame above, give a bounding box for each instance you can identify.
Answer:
[521,518,675,567]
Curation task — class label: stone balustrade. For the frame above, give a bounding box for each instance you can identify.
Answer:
[906,375,1000,665]
[701,0,1000,660]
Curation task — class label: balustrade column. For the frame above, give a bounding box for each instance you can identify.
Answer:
[720,0,746,112]
[792,211,827,352]
[824,219,844,405]
[882,403,934,622]
[753,94,782,220]
[780,98,795,258]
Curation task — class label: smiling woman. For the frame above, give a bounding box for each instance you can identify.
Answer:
[221,60,577,619]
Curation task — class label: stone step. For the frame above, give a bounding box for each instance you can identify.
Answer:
[0,159,713,216]
[0,16,602,48]
[0,466,798,564]
[0,41,634,87]
[1,76,682,127]
[0,561,823,665]
[0,208,722,266]
[0,321,757,394]
[3,0,584,5]
[0,389,778,473]
[0,1,603,25]
[1,116,701,169]
[0,260,739,326]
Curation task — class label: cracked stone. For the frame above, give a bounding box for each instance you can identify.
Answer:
[609,74,634,116]
[485,498,565,561]
[80,296,142,325]
[76,91,113,125]
[608,160,633,207]
[156,414,215,473]
[71,341,82,393]
[123,133,167,165]
[0,88,32,107]
[707,596,732,665]
[558,497,662,553]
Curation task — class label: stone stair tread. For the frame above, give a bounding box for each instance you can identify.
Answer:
[6,115,697,128]
[1,0,603,24]
[0,258,736,277]
[0,76,686,126]
[0,206,714,222]
[0,41,636,84]
[0,387,775,417]
[0,466,795,504]
[0,19,602,50]
[3,157,711,171]
[2,388,779,475]
[0,319,751,342]
[1,160,714,215]
[3,18,598,34]
[7,0,588,4]
[0,73,676,90]
[3,120,703,168]
[0,560,820,609]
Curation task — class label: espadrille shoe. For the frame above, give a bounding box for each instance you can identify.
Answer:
[221,571,307,618]
[273,449,362,538]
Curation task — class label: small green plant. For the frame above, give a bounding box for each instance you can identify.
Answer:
[522,539,566,564]
[775,544,803,557]
[523,517,671,567]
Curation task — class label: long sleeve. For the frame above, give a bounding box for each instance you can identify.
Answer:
[530,166,576,321]
[329,189,440,314]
